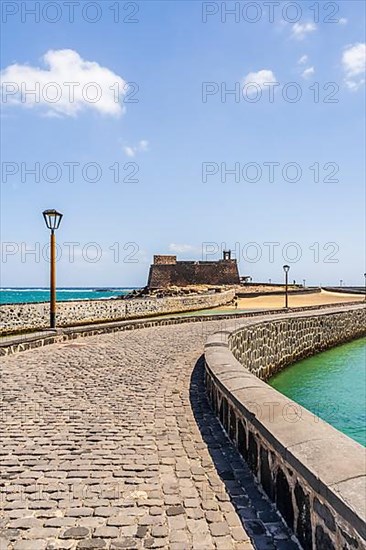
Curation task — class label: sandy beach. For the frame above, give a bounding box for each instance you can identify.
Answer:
[218,289,365,311]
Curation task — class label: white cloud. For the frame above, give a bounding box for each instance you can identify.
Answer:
[123,140,149,157]
[298,55,309,65]
[339,18,348,25]
[342,43,365,76]
[139,140,149,151]
[301,66,315,79]
[1,49,126,117]
[344,79,364,91]
[243,70,278,95]
[342,43,366,90]
[124,146,136,158]
[168,244,198,254]
[291,22,317,40]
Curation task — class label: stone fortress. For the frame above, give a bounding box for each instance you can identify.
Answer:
[147,250,241,289]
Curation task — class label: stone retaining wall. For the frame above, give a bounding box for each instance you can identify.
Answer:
[0,289,235,335]
[229,307,366,381]
[1,301,363,356]
[204,305,366,549]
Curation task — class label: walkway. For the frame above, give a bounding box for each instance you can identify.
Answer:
[0,320,298,550]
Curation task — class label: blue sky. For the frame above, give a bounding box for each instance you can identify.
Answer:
[1,0,365,287]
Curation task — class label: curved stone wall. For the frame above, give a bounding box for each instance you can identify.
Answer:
[0,289,235,335]
[204,305,366,549]
[229,307,366,381]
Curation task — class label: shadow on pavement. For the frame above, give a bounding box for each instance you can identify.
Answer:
[189,356,299,550]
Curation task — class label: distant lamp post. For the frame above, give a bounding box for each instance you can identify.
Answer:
[364,273,366,302]
[340,279,343,287]
[303,279,306,287]
[283,264,290,308]
[43,209,63,328]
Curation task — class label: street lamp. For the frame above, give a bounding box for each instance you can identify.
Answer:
[283,265,290,309]
[303,279,306,287]
[43,209,63,328]
[340,279,343,287]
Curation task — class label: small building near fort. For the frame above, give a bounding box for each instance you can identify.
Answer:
[147,251,240,289]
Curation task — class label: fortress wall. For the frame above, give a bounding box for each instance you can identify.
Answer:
[205,305,366,549]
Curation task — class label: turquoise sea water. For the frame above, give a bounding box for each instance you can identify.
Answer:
[0,288,137,304]
[269,338,366,446]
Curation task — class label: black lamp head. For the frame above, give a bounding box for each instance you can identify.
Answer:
[43,209,63,231]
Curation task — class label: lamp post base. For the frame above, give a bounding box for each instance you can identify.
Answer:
[50,313,56,329]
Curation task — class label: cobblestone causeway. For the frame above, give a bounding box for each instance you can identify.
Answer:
[1,321,298,550]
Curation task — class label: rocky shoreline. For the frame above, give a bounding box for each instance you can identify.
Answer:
[121,284,234,300]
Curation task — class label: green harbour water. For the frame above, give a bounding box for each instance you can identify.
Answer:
[269,338,366,446]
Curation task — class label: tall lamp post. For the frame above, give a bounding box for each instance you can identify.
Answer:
[43,209,63,328]
[283,264,290,309]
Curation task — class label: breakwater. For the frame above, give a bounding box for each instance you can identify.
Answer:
[0,289,236,335]
[204,305,366,549]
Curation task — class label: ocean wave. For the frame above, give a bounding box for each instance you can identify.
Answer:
[0,288,49,292]
[0,288,132,292]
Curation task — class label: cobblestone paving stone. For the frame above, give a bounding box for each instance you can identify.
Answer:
[1,320,299,550]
